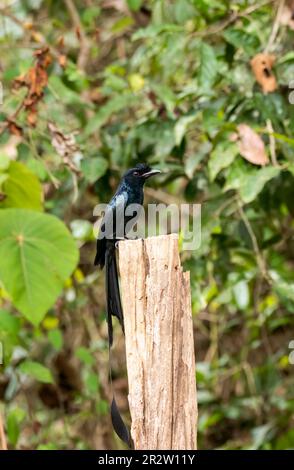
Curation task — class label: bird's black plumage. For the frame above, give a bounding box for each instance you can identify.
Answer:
[95,163,160,343]
[94,163,161,446]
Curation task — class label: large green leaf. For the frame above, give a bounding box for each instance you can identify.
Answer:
[0,209,79,325]
[81,157,108,183]
[208,143,238,181]
[225,164,281,203]
[0,161,43,211]
[239,167,281,203]
[84,94,137,136]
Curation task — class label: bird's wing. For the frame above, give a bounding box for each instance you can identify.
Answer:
[101,190,128,240]
[95,191,128,267]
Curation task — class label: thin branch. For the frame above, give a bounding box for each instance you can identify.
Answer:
[237,199,272,284]
[0,8,60,60]
[266,118,278,166]
[0,100,25,137]
[63,0,90,70]
[192,0,275,37]
[264,0,285,52]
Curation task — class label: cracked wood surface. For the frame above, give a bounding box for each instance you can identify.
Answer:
[118,234,197,450]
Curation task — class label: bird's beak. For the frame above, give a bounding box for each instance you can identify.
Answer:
[143,169,161,179]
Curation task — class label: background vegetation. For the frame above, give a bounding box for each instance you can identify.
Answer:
[0,0,294,450]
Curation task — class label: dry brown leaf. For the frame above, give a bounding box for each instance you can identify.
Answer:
[7,120,23,137]
[26,66,48,99]
[48,122,81,175]
[12,47,52,127]
[24,22,34,30]
[27,109,38,127]
[30,31,44,43]
[75,26,81,41]
[250,53,277,93]
[58,55,67,68]
[234,124,269,166]
[56,35,65,49]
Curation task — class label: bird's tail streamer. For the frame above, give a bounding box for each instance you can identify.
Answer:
[105,242,132,448]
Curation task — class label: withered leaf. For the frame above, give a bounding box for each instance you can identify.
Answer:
[34,46,52,68]
[30,31,44,43]
[12,47,52,128]
[58,55,67,68]
[56,36,65,49]
[234,124,269,166]
[27,109,38,127]
[7,120,23,137]
[48,122,81,175]
[27,66,48,98]
[250,53,277,93]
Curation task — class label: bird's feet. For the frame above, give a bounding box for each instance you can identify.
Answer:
[115,236,142,249]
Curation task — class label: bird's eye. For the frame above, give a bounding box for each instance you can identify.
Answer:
[133,171,139,176]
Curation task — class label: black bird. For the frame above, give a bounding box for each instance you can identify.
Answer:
[95,163,161,344]
[94,163,161,446]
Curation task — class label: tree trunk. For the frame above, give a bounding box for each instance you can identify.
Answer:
[118,234,197,450]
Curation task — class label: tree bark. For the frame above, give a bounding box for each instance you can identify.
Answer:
[118,234,197,450]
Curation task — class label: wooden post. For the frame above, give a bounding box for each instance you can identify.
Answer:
[118,234,197,450]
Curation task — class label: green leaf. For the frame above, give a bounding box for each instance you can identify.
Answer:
[126,0,142,11]
[84,94,137,136]
[0,154,10,170]
[48,329,63,351]
[275,281,294,303]
[0,161,43,211]
[223,28,260,55]
[225,163,280,203]
[7,407,25,447]
[233,281,250,310]
[0,209,79,325]
[85,371,99,395]
[198,42,218,90]
[18,360,54,383]
[132,24,183,40]
[239,167,281,203]
[81,157,108,183]
[0,309,20,362]
[174,115,197,146]
[76,346,94,366]
[37,443,58,450]
[0,309,20,336]
[208,143,238,181]
[82,6,101,26]
[111,16,134,33]
[49,76,91,107]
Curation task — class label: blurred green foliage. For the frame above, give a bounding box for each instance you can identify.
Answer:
[0,0,294,450]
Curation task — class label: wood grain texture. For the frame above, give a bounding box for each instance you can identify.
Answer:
[118,234,197,450]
